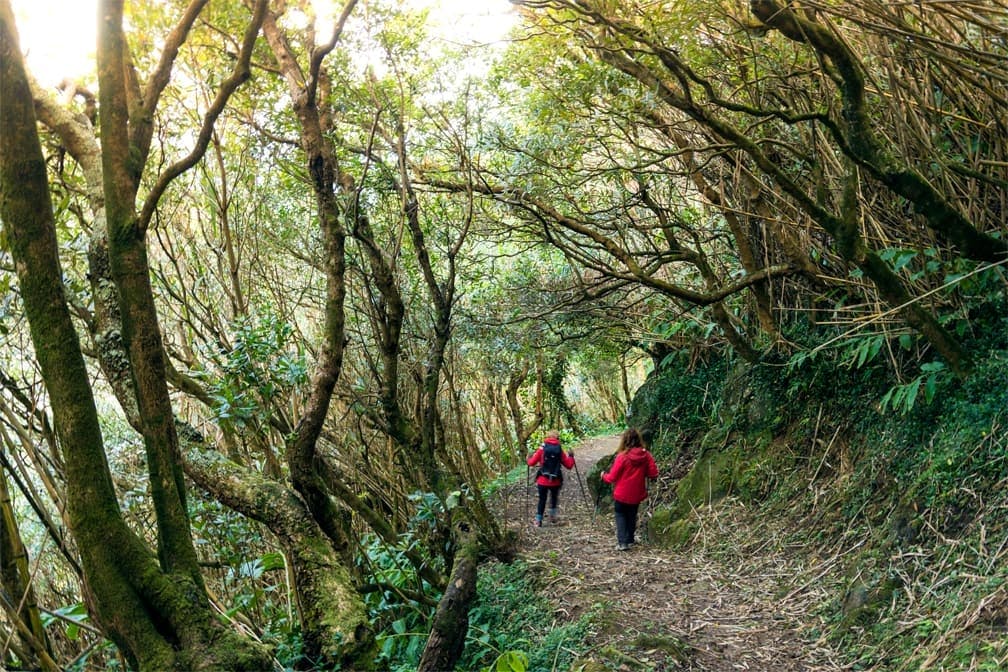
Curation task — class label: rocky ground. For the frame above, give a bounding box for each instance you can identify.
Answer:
[501,434,850,671]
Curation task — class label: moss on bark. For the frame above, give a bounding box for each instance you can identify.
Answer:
[183,439,375,669]
[2,7,271,668]
[417,542,480,672]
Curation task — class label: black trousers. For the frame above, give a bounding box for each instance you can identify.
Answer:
[536,484,560,515]
[614,500,640,545]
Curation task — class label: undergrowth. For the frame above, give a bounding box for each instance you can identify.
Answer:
[459,559,596,672]
[636,306,1008,670]
[819,348,1008,671]
[628,352,727,462]
[363,551,594,672]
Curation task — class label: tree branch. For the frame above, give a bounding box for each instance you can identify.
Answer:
[138,0,268,232]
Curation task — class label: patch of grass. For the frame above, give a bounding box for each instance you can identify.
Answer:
[631,632,691,662]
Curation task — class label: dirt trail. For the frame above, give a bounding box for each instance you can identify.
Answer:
[504,435,847,672]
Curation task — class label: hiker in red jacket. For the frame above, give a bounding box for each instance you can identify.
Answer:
[602,427,659,550]
[526,430,576,527]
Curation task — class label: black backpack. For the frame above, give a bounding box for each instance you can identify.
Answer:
[540,442,563,480]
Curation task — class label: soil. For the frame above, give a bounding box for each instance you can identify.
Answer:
[503,434,849,672]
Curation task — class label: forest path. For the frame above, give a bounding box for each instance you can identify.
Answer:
[504,434,847,672]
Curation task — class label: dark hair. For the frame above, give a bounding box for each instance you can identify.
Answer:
[618,427,644,453]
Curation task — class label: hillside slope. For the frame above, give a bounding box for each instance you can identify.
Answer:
[625,343,1008,671]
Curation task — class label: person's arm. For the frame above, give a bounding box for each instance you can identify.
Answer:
[562,450,575,469]
[647,453,659,479]
[527,448,543,467]
[602,454,623,483]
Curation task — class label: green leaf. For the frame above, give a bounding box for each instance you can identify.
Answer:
[484,651,528,672]
[260,552,286,572]
[924,374,938,404]
[892,250,917,272]
[944,272,966,284]
[853,336,883,369]
[237,557,265,579]
[659,351,679,370]
[879,386,896,413]
[44,602,89,641]
[903,377,923,413]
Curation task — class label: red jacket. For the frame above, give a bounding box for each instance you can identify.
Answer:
[527,438,575,487]
[602,447,659,505]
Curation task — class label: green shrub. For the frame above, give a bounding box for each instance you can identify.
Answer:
[459,560,595,672]
[629,355,728,459]
[886,348,1008,517]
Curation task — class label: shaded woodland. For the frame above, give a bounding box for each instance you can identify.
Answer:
[0,0,1005,670]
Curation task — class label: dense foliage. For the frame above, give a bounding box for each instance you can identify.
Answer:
[0,0,1005,669]
[631,297,1007,669]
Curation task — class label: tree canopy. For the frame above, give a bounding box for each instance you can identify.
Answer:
[0,0,1005,670]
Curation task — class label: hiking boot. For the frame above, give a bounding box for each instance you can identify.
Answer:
[616,543,630,551]
[532,518,542,527]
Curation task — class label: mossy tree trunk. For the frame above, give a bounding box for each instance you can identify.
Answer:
[25,4,376,665]
[507,359,545,451]
[544,355,583,433]
[340,92,516,610]
[397,119,464,498]
[262,13,514,665]
[180,428,374,669]
[255,8,395,667]
[2,1,273,668]
[260,2,359,553]
[416,537,480,672]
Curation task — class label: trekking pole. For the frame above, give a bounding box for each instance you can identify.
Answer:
[570,453,590,510]
[591,482,604,525]
[525,465,530,524]
[642,477,656,542]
